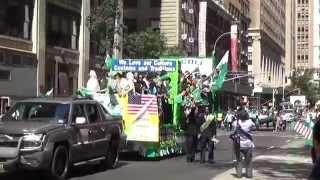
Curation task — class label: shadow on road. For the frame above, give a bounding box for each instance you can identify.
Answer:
[0,161,130,180]
[254,160,312,179]
[69,161,129,178]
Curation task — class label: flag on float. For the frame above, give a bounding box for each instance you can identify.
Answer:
[212,51,229,92]
[128,94,158,116]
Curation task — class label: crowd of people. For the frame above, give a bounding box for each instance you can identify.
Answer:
[98,70,173,124]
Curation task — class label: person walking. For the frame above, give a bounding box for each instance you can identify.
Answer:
[181,105,198,162]
[231,108,255,178]
[275,112,284,132]
[310,120,320,179]
[225,109,234,131]
[198,106,217,164]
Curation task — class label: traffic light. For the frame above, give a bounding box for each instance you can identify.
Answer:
[285,76,288,84]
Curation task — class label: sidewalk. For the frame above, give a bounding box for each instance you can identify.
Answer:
[212,138,313,180]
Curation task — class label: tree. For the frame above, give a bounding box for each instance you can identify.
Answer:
[86,0,119,56]
[289,69,320,105]
[162,46,187,57]
[123,28,167,59]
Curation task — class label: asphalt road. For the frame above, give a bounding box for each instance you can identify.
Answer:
[1,129,303,180]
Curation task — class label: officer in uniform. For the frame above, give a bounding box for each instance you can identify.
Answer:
[198,106,217,163]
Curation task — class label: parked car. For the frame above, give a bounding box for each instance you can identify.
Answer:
[280,109,296,122]
[257,110,274,128]
[248,109,259,123]
[0,97,126,179]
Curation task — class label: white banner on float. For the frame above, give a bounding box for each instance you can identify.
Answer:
[181,58,213,76]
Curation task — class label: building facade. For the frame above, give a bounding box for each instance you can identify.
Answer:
[295,0,313,69]
[312,0,320,69]
[248,0,286,96]
[285,0,296,79]
[0,0,91,108]
[123,0,199,56]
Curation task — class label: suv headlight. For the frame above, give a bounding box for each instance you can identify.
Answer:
[20,134,46,151]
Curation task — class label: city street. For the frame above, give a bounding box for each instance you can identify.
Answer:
[1,129,312,180]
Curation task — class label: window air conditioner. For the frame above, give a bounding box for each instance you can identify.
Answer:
[181,34,187,40]
[182,3,187,9]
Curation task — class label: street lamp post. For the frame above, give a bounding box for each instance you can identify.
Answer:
[212,31,232,59]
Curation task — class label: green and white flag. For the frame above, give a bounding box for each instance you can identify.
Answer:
[105,54,113,70]
[212,51,229,92]
[45,88,54,97]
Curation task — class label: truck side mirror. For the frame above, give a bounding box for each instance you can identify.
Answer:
[75,117,86,125]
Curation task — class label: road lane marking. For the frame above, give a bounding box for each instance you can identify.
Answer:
[267,146,274,150]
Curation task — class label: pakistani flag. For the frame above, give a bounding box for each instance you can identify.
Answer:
[105,54,113,70]
[44,88,54,97]
[212,51,229,92]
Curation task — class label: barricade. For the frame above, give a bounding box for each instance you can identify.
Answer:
[294,120,314,146]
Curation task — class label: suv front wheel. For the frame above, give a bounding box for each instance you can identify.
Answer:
[51,145,69,180]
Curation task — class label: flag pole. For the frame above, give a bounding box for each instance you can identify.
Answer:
[211,32,231,113]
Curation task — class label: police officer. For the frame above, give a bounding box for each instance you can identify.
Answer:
[198,106,217,164]
[181,105,198,162]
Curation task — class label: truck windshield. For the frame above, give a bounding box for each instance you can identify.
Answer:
[3,102,70,123]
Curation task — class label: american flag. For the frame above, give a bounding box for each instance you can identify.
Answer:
[128,94,158,115]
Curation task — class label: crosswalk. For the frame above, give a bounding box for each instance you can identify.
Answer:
[217,129,303,139]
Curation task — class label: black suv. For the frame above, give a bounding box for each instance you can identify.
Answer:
[0,97,126,179]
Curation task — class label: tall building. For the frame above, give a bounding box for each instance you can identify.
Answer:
[295,0,313,69]
[311,0,320,69]
[248,0,286,96]
[123,0,199,56]
[285,0,296,79]
[0,0,92,108]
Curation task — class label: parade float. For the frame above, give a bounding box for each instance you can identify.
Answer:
[108,58,183,158]
[77,52,229,158]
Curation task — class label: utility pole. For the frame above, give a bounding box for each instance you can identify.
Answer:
[272,88,275,108]
[113,0,123,59]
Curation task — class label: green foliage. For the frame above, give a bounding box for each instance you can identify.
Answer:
[86,0,119,55]
[162,47,187,58]
[290,69,319,104]
[123,28,167,59]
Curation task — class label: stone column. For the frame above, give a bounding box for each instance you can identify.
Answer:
[78,0,90,88]
[32,0,46,96]
[24,4,30,39]
[71,20,77,50]
[252,37,261,86]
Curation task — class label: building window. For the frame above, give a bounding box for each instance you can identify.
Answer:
[0,0,34,40]
[124,0,138,9]
[0,52,4,65]
[0,70,10,81]
[12,55,21,66]
[150,18,160,31]
[124,18,137,34]
[150,0,161,8]
[23,56,34,67]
